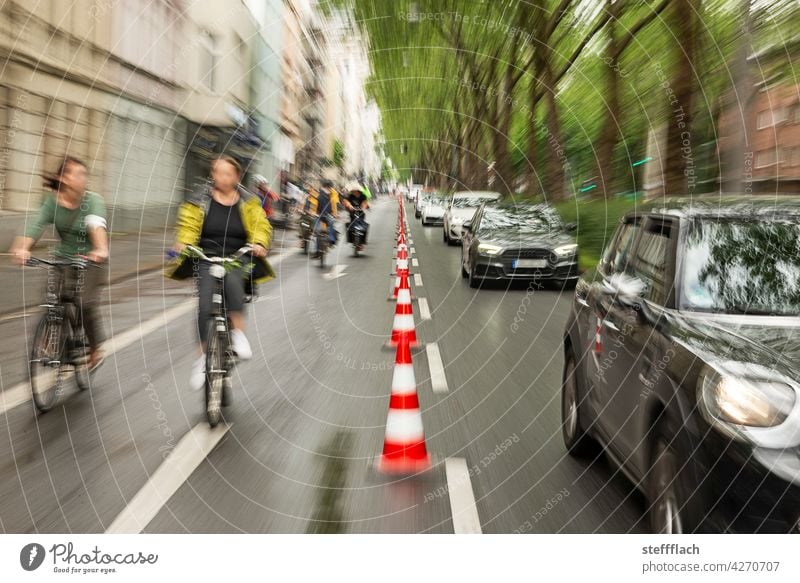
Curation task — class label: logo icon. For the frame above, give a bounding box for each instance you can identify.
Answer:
[20,543,46,571]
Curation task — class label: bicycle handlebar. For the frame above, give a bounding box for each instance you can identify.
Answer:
[182,245,253,263]
[26,256,98,269]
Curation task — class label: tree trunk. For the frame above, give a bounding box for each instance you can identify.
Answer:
[664,0,697,195]
[540,58,567,201]
[594,0,621,199]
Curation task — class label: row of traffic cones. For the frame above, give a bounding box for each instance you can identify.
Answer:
[377,198,431,474]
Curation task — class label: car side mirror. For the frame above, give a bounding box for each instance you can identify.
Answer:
[602,273,645,308]
[564,222,577,233]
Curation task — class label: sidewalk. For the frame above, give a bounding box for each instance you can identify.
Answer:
[0,226,293,316]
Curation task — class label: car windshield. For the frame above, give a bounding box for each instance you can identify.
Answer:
[480,206,562,234]
[428,197,447,207]
[452,196,497,208]
[681,218,800,316]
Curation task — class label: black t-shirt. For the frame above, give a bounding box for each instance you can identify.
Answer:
[346,191,367,214]
[200,198,247,256]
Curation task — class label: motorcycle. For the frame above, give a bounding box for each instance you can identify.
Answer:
[348,209,368,258]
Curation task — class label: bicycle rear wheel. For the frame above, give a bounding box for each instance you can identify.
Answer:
[30,314,68,412]
[205,319,225,427]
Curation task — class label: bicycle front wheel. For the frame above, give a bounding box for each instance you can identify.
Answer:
[29,314,68,412]
[205,319,225,427]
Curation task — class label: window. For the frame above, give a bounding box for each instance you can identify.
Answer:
[757,108,786,129]
[755,149,777,168]
[602,218,640,274]
[200,30,217,92]
[630,219,672,306]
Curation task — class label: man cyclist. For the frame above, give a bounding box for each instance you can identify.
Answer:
[10,156,108,371]
[303,179,338,256]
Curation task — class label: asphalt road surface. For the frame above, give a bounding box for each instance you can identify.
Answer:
[0,197,646,533]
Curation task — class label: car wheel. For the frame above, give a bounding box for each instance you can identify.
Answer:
[561,348,594,457]
[645,419,704,534]
[468,265,481,288]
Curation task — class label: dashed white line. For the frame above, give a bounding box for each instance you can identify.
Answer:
[425,342,448,393]
[412,258,419,267]
[414,273,423,287]
[418,297,431,321]
[323,264,348,280]
[106,422,231,533]
[445,457,482,534]
[409,247,416,255]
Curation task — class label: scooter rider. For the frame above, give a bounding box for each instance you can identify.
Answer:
[342,182,369,250]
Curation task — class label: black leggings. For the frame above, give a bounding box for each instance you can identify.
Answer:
[196,261,245,344]
[62,265,104,350]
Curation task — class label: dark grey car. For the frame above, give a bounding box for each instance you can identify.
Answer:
[460,203,578,288]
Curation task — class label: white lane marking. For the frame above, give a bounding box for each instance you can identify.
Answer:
[412,258,419,267]
[0,301,194,415]
[414,273,423,287]
[409,247,416,255]
[0,252,290,414]
[445,457,482,534]
[323,264,348,280]
[425,342,448,393]
[418,297,431,321]
[106,422,230,533]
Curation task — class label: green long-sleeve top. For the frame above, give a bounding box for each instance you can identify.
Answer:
[23,192,107,257]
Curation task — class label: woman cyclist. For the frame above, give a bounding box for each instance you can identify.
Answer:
[10,156,108,370]
[165,155,275,390]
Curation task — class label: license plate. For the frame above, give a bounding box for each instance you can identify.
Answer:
[512,259,547,269]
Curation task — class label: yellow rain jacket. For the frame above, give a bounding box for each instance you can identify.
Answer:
[165,184,276,283]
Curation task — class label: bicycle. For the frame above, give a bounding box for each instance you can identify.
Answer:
[312,214,329,268]
[26,256,98,412]
[182,244,252,427]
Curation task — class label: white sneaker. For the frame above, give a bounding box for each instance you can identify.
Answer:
[230,329,252,360]
[190,355,205,391]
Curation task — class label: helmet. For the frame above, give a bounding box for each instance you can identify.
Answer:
[345,181,364,194]
[321,179,333,188]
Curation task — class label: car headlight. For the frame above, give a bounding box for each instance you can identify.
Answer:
[698,364,800,447]
[553,244,578,257]
[477,244,503,256]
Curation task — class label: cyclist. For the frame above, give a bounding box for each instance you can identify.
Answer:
[253,174,279,218]
[165,155,275,391]
[342,182,370,249]
[10,156,108,371]
[303,178,339,256]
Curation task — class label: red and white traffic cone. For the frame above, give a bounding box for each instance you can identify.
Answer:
[376,333,431,474]
[388,269,414,301]
[385,277,420,348]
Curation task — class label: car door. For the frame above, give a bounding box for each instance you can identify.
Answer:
[614,216,677,471]
[586,216,643,450]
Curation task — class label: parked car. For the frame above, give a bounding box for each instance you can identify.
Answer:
[561,197,800,533]
[443,190,502,244]
[460,202,578,288]
[421,195,448,226]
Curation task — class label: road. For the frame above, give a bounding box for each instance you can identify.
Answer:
[0,197,646,533]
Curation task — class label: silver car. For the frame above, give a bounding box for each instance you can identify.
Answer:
[443,191,502,244]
